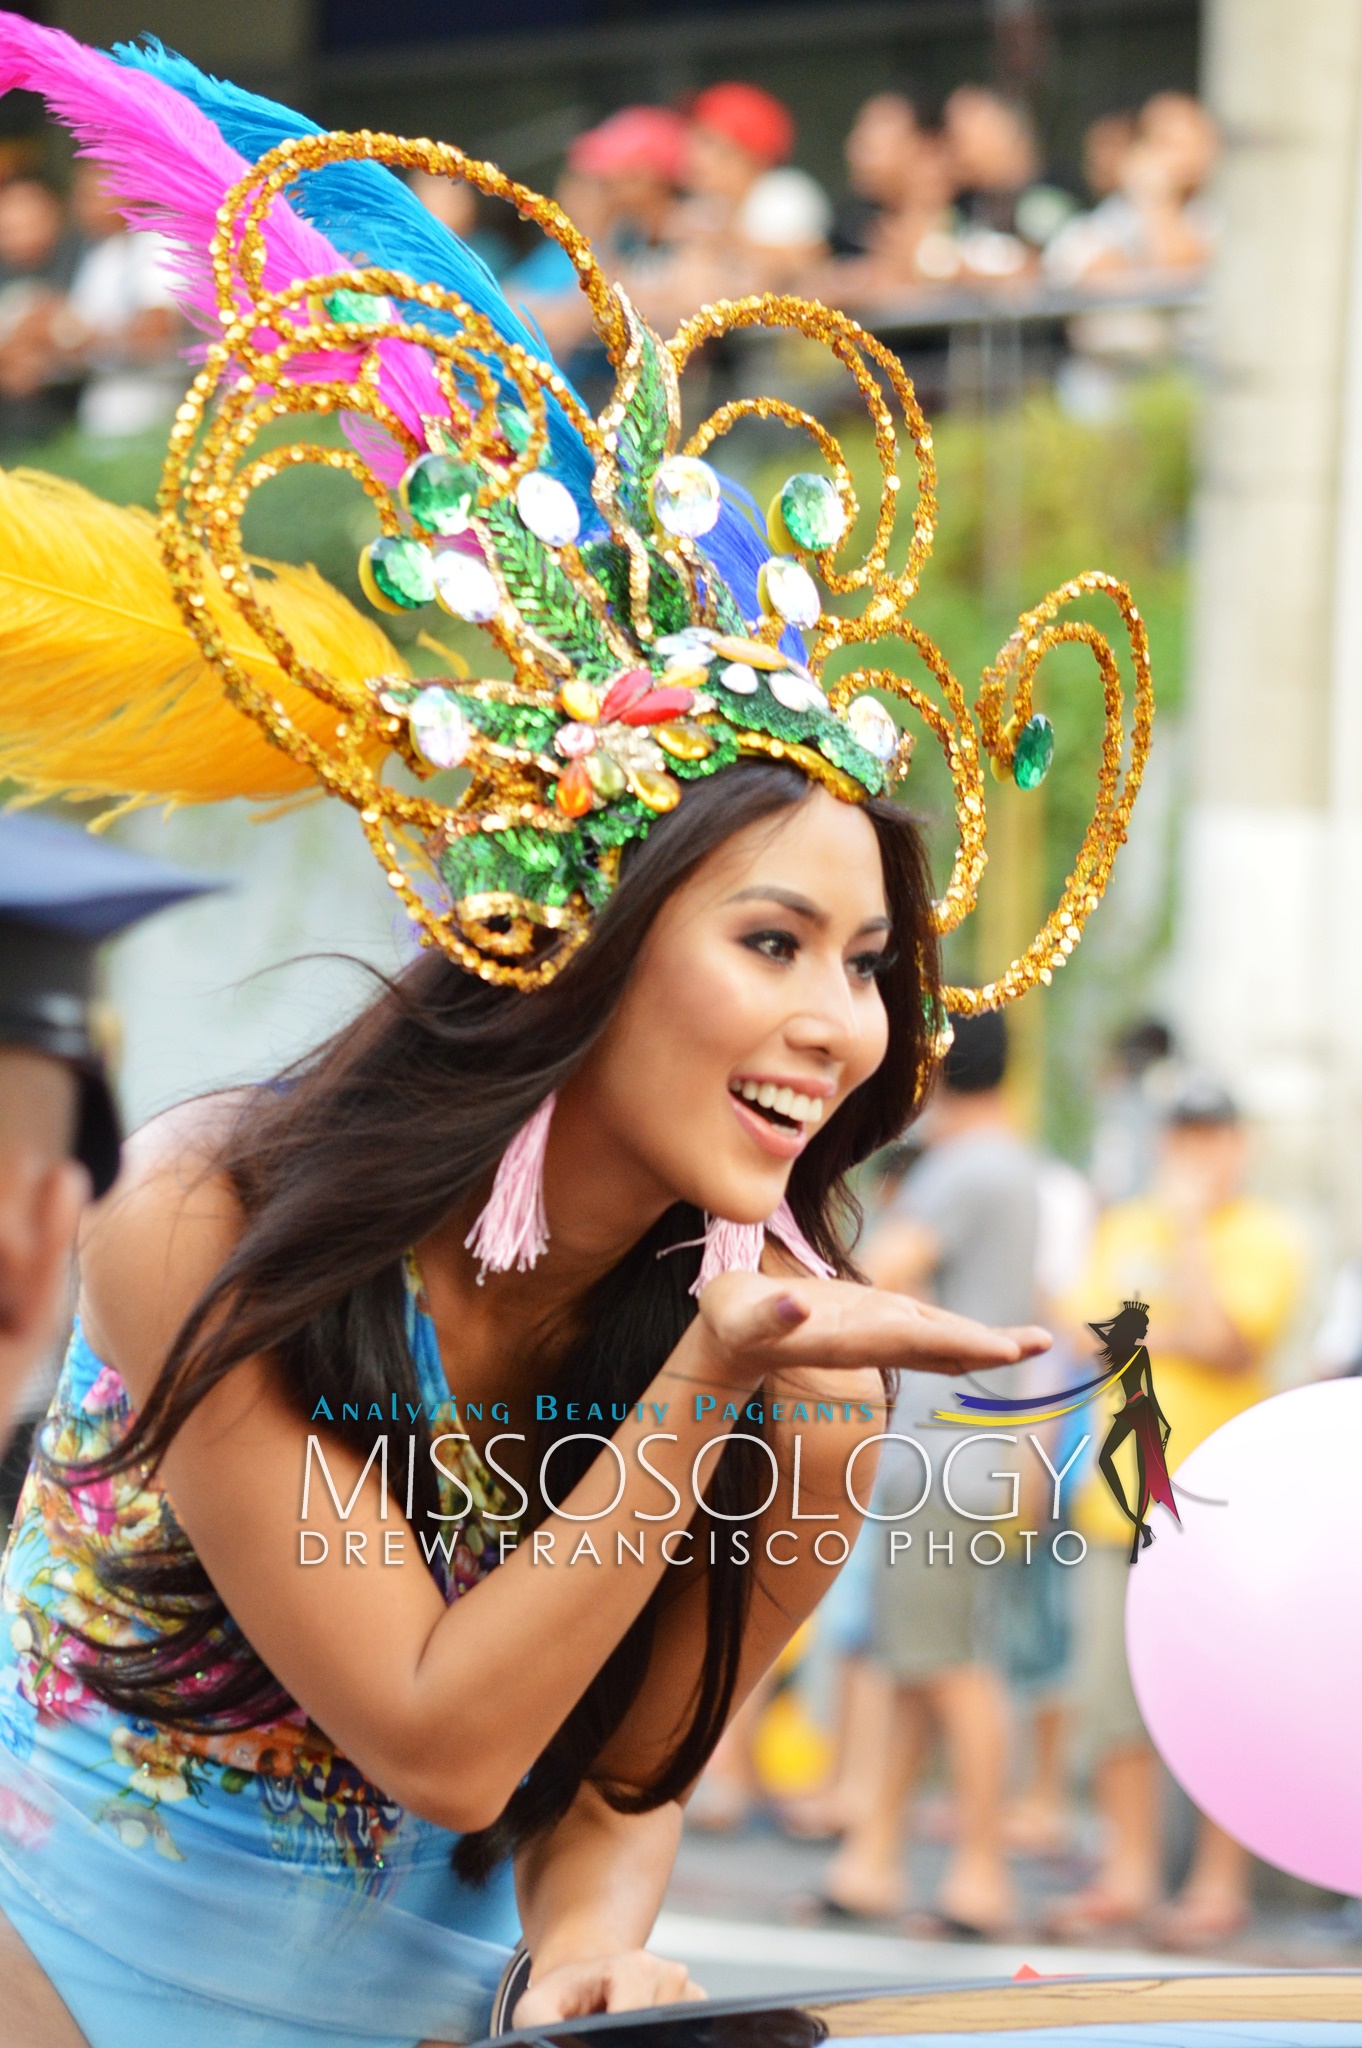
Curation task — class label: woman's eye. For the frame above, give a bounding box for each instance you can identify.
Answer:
[849,947,894,983]
[741,927,799,964]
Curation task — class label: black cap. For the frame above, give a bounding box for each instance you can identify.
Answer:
[942,1008,1008,1093]
[0,813,219,1195]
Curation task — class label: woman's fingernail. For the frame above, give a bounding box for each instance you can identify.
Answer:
[772,1292,807,1329]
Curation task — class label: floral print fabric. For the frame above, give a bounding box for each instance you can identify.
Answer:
[0,1269,512,1884]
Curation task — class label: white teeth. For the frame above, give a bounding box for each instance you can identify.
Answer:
[732,1081,829,1127]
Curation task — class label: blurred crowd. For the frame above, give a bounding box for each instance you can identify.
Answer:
[447,78,1219,368]
[0,80,1217,451]
[0,150,186,449]
[689,1011,1340,1956]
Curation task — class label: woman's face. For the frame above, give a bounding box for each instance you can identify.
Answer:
[564,789,894,1226]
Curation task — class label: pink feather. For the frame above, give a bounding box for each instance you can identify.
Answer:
[0,12,441,442]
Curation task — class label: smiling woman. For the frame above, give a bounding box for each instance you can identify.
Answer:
[0,765,1046,2048]
[0,16,1149,2048]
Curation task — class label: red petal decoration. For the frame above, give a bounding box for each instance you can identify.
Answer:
[598,667,653,722]
[618,687,695,726]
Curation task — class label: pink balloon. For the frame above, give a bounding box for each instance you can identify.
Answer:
[1125,1378,1362,1896]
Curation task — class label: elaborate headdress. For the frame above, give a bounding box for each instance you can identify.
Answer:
[0,16,1151,1022]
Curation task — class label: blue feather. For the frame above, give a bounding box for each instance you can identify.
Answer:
[111,35,596,510]
[111,38,783,637]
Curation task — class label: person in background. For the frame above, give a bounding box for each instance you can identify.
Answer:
[1081,112,1139,204]
[831,92,923,257]
[409,168,513,279]
[999,1148,1098,1856]
[0,814,212,1458]
[572,105,688,281]
[823,1011,1041,1935]
[1311,1254,1362,1379]
[679,81,832,291]
[501,157,618,370]
[1088,1017,1177,1207]
[0,816,217,2040]
[53,160,186,438]
[1050,1077,1304,1949]
[820,103,959,301]
[0,174,81,446]
[1046,91,1218,285]
[942,85,1049,279]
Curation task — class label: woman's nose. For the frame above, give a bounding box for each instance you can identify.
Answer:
[785,968,860,1062]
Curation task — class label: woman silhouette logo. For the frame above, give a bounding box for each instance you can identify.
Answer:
[1087,1299,1179,1562]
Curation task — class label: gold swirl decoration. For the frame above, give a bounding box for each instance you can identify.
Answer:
[156,128,1152,1009]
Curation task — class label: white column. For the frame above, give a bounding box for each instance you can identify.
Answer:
[1178,0,1362,1236]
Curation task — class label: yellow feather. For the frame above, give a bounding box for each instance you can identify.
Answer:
[0,466,408,808]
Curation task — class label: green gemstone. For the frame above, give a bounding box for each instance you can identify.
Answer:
[402,453,479,535]
[322,288,392,327]
[779,473,846,552]
[501,404,533,454]
[1013,713,1055,790]
[367,536,435,609]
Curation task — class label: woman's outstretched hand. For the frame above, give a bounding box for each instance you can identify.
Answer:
[513,1949,705,2025]
[698,1270,1051,1382]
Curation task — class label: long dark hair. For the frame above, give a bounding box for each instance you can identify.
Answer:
[60,764,939,1878]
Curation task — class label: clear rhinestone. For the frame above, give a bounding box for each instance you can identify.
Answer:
[720,662,759,695]
[846,695,899,762]
[651,455,722,539]
[769,670,829,714]
[758,556,821,628]
[432,551,500,623]
[653,627,716,658]
[515,470,580,547]
[408,687,471,769]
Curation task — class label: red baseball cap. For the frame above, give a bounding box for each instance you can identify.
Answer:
[568,106,689,184]
[690,82,795,169]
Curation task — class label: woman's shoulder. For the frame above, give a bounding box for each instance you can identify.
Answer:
[77,1090,248,1406]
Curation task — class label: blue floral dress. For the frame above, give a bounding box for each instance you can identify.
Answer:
[0,1268,520,2047]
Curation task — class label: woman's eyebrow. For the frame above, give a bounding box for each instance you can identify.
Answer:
[725,886,826,924]
[725,889,892,939]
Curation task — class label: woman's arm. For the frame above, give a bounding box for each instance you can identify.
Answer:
[511,1789,701,2023]
[79,1116,1046,1834]
[509,1367,886,2023]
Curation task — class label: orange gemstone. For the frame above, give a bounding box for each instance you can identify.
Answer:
[556,758,595,817]
[709,633,788,670]
[629,767,682,812]
[559,680,601,723]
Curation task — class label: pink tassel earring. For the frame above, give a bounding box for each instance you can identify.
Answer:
[465,1092,557,1282]
[689,1200,837,1297]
